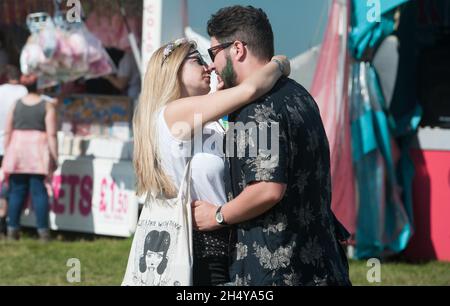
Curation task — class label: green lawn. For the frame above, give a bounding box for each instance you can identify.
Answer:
[349,259,450,286]
[1,235,449,286]
[0,235,133,286]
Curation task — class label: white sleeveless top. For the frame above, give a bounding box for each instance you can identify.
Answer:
[156,107,227,206]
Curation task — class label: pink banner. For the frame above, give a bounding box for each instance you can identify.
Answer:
[310,0,356,236]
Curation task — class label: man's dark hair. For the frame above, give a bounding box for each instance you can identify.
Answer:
[207,5,274,61]
[5,65,20,82]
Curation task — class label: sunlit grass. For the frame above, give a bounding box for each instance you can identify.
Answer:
[1,233,449,286]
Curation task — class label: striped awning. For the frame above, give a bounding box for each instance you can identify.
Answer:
[0,0,55,26]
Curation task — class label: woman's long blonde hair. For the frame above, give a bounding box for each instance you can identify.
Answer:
[133,40,195,197]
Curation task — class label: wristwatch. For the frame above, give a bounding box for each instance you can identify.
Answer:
[215,206,228,226]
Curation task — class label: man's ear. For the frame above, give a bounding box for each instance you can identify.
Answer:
[232,41,246,62]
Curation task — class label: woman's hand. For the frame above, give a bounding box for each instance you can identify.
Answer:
[271,55,291,77]
[50,156,59,173]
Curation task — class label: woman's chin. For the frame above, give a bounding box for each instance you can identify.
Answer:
[199,86,211,96]
[189,84,211,96]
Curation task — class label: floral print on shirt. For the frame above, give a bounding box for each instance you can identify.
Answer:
[225,78,351,286]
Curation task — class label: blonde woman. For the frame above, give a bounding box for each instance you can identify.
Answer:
[133,38,289,286]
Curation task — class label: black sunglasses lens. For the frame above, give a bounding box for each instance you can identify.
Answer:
[198,56,207,66]
[186,53,208,67]
[194,55,207,66]
[208,49,215,62]
[210,42,233,62]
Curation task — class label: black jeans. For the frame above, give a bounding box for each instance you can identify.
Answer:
[193,256,230,286]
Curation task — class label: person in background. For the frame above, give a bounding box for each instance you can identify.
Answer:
[104,48,141,110]
[0,66,28,237]
[2,74,58,242]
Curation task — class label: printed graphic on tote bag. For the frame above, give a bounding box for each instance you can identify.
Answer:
[130,219,184,286]
[135,230,170,286]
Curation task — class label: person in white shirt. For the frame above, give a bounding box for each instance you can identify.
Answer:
[0,66,28,157]
[0,65,28,237]
[132,37,290,285]
[104,49,141,110]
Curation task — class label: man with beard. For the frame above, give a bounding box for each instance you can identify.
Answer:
[192,5,351,286]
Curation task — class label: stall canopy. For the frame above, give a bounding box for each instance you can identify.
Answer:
[349,0,418,259]
[350,0,409,60]
[0,0,143,51]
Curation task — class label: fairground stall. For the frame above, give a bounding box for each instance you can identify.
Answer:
[332,0,450,261]
[0,0,145,237]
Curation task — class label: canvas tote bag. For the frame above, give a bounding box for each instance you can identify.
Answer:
[122,160,193,286]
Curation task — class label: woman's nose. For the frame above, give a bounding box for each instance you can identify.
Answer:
[203,65,211,73]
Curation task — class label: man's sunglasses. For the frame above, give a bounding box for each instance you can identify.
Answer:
[208,41,247,62]
[185,51,208,67]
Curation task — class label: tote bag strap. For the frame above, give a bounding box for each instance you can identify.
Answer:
[177,157,193,202]
[144,156,193,205]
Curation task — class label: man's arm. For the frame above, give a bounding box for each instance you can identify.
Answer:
[104,74,129,91]
[192,181,286,231]
[104,52,133,91]
[223,181,286,224]
[192,97,290,231]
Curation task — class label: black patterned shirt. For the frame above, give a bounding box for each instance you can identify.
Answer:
[224,78,351,286]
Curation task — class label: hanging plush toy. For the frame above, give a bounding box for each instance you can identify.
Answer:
[21,10,116,87]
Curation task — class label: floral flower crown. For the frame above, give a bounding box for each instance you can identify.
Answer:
[162,38,196,64]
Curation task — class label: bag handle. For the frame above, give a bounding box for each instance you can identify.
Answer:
[144,156,193,204]
[177,157,193,201]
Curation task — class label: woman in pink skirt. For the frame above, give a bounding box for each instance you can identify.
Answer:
[2,74,58,241]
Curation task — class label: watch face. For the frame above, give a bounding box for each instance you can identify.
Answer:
[216,211,224,224]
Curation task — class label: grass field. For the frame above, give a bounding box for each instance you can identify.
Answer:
[1,234,450,286]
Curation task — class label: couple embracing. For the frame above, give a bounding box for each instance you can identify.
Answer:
[126,5,351,287]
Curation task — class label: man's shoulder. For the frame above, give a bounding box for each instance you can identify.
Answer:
[272,77,309,97]
[230,78,312,121]
[256,78,311,108]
